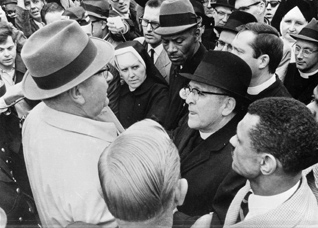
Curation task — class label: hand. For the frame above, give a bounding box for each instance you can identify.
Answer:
[2,82,24,106]
[190,213,213,228]
[107,17,127,34]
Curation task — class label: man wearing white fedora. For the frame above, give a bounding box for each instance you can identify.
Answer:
[154,0,207,130]
[21,20,121,227]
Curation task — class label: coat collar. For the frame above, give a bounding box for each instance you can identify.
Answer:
[181,112,244,174]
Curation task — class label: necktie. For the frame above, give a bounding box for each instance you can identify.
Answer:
[150,49,155,63]
[237,191,252,222]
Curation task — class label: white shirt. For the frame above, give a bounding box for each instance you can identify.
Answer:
[148,43,164,64]
[23,102,117,228]
[245,181,300,220]
[247,74,276,95]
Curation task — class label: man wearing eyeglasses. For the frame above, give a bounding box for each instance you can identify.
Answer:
[21,20,123,227]
[171,51,251,227]
[231,22,291,102]
[284,18,318,105]
[135,0,171,83]
[235,0,269,24]
[265,0,280,23]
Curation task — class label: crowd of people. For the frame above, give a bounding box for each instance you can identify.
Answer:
[0,0,318,227]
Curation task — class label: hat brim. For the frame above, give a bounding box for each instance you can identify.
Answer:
[154,23,198,35]
[290,34,318,43]
[180,72,250,101]
[22,37,114,100]
[87,12,107,20]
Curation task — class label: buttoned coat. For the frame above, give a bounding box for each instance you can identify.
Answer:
[223,176,318,227]
[172,113,246,224]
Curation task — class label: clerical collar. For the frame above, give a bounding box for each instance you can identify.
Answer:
[299,68,318,79]
[199,131,214,140]
[247,74,276,95]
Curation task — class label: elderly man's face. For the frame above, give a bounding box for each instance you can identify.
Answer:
[80,66,113,118]
[161,28,199,66]
[212,6,233,27]
[0,36,17,70]
[235,0,264,22]
[295,39,318,74]
[184,81,227,133]
[25,0,44,20]
[231,30,258,77]
[230,113,262,178]
[109,0,130,14]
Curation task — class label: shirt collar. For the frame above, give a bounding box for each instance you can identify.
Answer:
[148,43,163,55]
[298,68,318,79]
[248,74,276,95]
[246,180,300,220]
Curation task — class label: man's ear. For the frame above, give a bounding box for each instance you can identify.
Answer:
[260,153,277,175]
[258,54,270,70]
[68,84,86,105]
[222,97,236,116]
[101,20,107,30]
[175,178,188,206]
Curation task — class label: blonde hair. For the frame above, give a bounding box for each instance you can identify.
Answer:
[98,119,180,222]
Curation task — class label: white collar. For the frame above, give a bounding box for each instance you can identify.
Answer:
[148,43,163,55]
[245,180,300,220]
[298,68,318,79]
[199,131,214,140]
[247,74,276,95]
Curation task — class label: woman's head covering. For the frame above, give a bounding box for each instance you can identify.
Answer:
[271,0,317,34]
[114,41,168,86]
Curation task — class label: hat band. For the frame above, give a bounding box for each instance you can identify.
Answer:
[32,40,97,90]
[299,28,318,41]
[83,4,108,18]
[160,13,197,27]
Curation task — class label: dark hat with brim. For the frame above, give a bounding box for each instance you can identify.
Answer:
[291,18,318,43]
[154,0,200,36]
[22,20,114,100]
[82,0,109,20]
[215,11,257,33]
[210,0,235,9]
[180,51,252,100]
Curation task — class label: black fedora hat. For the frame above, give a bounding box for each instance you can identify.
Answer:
[291,18,318,43]
[180,51,252,100]
[215,11,257,33]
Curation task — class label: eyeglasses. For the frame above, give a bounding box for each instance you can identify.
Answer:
[180,85,228,101]
[139,17,160,30]
[294,45,318,57]
[215,40,233,52]
[214,9,232,19]
[265,1,280,8]
[94,65,111,80]
[237,1,261,11]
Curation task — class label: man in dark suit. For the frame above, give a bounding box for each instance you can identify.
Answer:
[154,0,207,130]
[231,22,291,101]
[172,51,252,227]
[284,18,318,105]
[135,0,171,83]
